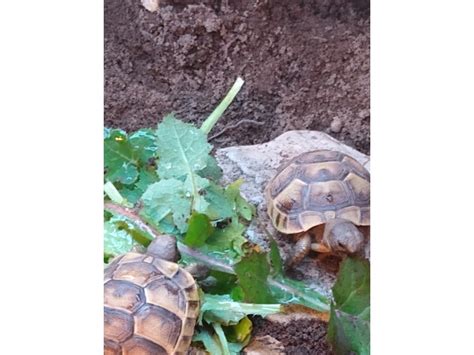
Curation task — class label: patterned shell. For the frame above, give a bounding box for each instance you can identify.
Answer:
[104,252,199,355]
[265,150,370,233]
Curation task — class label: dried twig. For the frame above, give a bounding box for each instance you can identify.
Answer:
[209,119,264,141]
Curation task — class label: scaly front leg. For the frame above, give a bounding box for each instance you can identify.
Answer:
[287,232,312,268]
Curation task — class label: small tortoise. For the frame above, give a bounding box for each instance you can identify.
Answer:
[104,235,200,355]
[265,149,370,266]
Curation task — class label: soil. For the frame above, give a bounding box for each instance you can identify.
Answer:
[105,0,370,154]
[252,316,332,354]
[105,0,369,352]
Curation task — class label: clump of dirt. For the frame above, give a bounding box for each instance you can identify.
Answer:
[105,0,370,153]
[251,316,332,354]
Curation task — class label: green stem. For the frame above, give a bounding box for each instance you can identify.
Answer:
[103,202,236,274]
[212,323,231,355]
[200,77,245,135]
[104,181,127,206]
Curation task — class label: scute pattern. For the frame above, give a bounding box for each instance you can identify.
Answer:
[122,336,168,355]
[104,280,145,313]
[104,253,199,355]
[266,149,370,233]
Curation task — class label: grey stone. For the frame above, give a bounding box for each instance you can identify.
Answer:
[216,130,370,296]
[141,0,159,12]
[330,117,343,133]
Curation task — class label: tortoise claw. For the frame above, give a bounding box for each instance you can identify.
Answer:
[310,243,331,253]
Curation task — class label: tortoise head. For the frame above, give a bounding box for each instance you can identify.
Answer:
[323,219,365,254]
[147,234,179,262]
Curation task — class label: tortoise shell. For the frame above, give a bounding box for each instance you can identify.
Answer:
[104,251,199,355]
[265,149,370,234]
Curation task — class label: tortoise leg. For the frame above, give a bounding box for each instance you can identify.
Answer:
[311,242,334,264]
[311,242,336,264]
[286,233,312,268]
[310,243,331,253]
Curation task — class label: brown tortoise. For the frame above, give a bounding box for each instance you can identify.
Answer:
[265,149,370,265]
[104,235,200,355]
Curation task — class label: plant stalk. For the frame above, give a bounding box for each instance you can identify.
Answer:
[200,77,245,135]
[104,202,236,274]
[104,181,126,205]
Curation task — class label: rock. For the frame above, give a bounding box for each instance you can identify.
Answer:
[141,0,159,12]
[216,130,370,296]
[243,335,285,355]
[330,117,343,133]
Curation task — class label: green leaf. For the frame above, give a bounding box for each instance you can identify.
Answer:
[204,180,254,222]
[108,215,153,247]
[155,115,213,213]
[120,169,159,204]
[104,128,139,185]
[193,328,245,355]
[199,293,281,326]
[328,305,370,355]
[193,329,225,355]
[194,292,279,355]
[225,179,254,221]
[104,221,133,258]
[198,271,238,296]
[199,221,247,263]
[199,156,223,181]
[204,183,235,220]
[227,342,245,354]
[156,115,212,179]
[213,242,330,311]
[332,257,370,315]
[224,316,252,343]
[184,174,210,213]
[268,275,330,312]
[234,252,276,303]
[129,129,158,163]
[184,212,214,247]
[235,194,254,221]
[328,257,370,355]
[268,235,283,276]
[140,179,191,233]
[230,286,245,301]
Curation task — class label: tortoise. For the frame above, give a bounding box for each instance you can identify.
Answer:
[104,235,200,355]
[265,149,370,266]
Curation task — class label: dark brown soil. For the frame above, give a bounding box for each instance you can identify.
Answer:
[105,0,369,351]
[105,0,370,153]
[252,316,332,354]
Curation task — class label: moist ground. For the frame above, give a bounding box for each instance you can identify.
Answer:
[252,316,332,354]
[105,0,369,352]
[105,0,370,154]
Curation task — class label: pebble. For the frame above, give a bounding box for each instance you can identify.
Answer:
[330,117,343,133]
[141,0,159,12]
